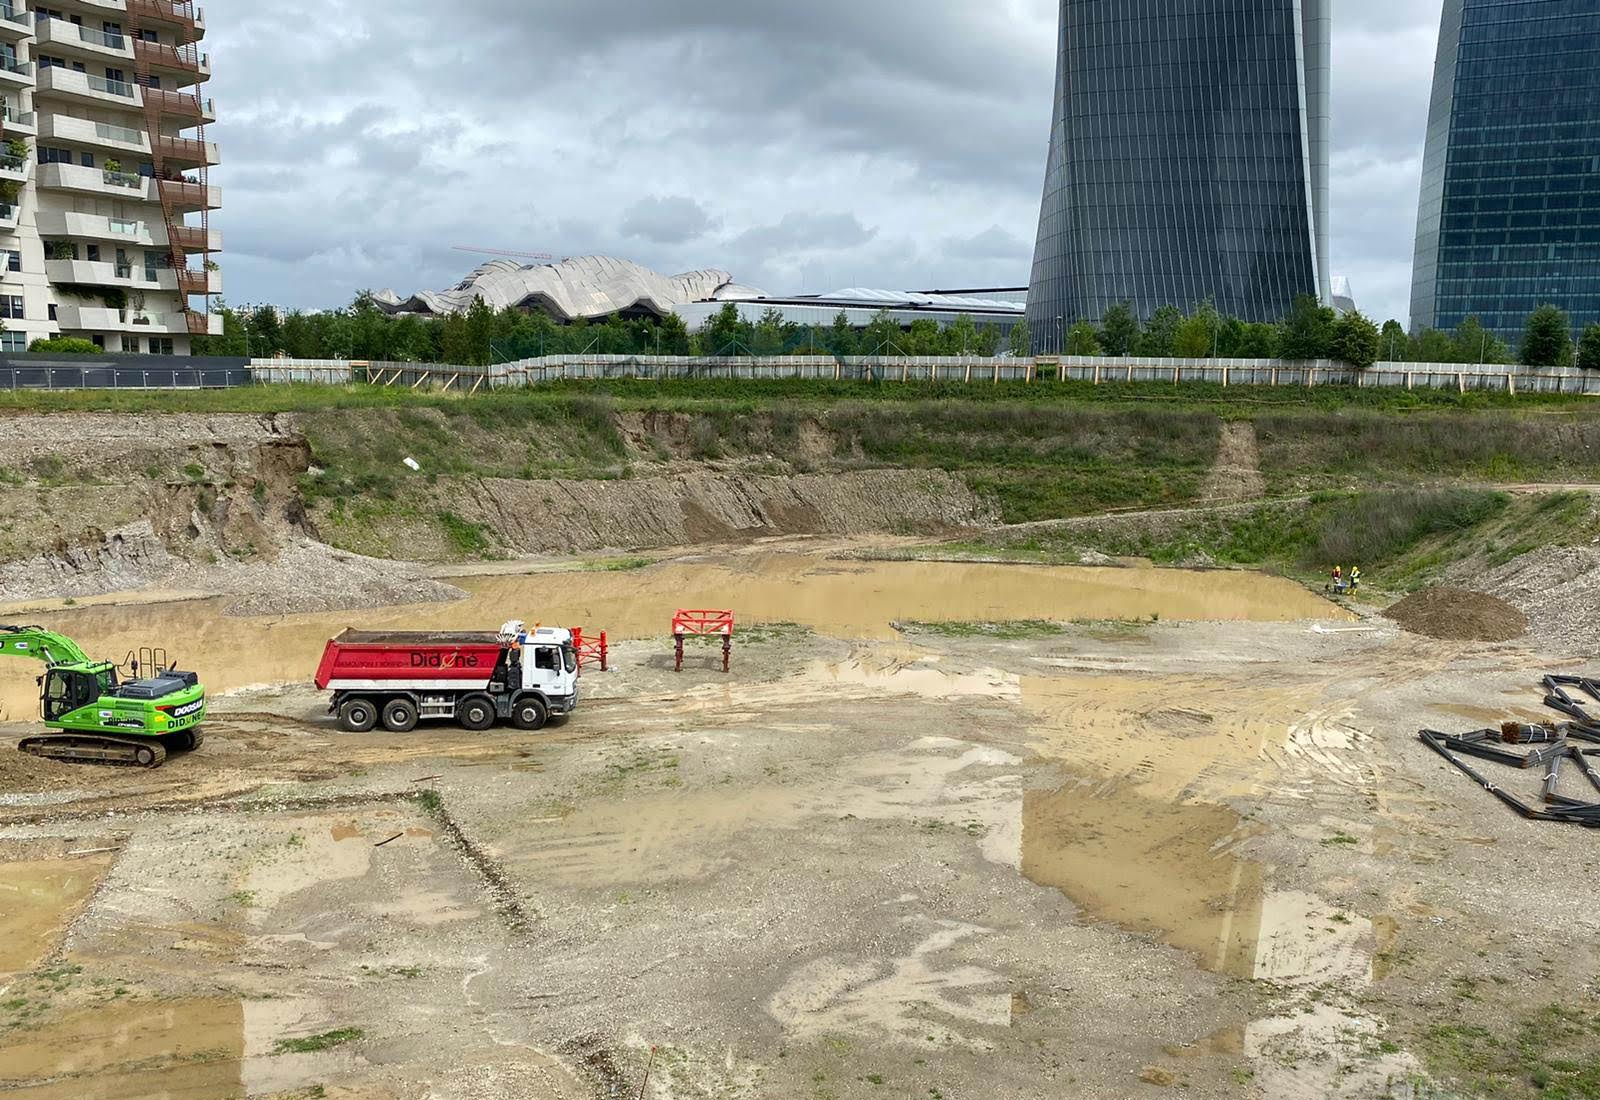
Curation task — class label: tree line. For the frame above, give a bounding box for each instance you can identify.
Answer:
[193,296,1009,364]
[1046,297,1600,369]
[192,292,1600,370]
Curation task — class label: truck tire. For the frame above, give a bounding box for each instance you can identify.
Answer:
[511,697,548,731]
[381,698,419,733]
[458,695,496,732]
[169,728,203,752]
[339,698,379,733]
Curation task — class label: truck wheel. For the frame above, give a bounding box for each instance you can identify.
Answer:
[511,697,548,731]
[339,698,379,733]
[458,695,496,732]
[381,698,419,733]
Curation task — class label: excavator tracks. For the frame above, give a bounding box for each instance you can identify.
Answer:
[20,735,171,769]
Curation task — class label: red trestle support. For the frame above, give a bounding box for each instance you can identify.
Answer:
[672,610,734,673]
[569,628,610,673]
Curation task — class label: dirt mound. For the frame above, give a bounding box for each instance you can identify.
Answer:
[1473,545,1600,654]
[1385,586,1528,642]
[0,745,90,795]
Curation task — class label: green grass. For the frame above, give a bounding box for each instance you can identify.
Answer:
[908,488,1592,593]
[1419,1005,1600,1099]
[437,511,492,557]
[272,1028,365,1055]
[579,556,653,572]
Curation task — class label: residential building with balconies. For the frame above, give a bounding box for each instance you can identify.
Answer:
[0,0,218,354]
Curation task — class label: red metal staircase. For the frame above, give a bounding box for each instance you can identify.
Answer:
[125,0,212,338]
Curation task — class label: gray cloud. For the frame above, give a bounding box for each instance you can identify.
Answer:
[204,0,1447,324]
[621,196,717,245]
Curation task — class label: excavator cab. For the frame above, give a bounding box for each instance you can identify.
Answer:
[42,667,97,723]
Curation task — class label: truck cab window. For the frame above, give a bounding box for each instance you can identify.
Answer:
[534,647,558,671]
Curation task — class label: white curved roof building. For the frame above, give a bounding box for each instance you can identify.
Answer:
[374,255,748,322]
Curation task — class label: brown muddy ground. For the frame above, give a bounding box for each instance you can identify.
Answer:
[0,549,1595,1100]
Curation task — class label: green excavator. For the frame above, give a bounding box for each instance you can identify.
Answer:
[0,625,206,768]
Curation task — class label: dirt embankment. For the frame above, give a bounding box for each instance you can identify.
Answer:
[445,468,991,555]
[0,412,996,606]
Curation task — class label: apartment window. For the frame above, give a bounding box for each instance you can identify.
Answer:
[105,68,126,85]
[146,75,162,91]
[37,55,66,70]
[150,338,173,356]
[0,295,24,320]
[91,335,104,349]
[114,247,130,279]
[47,304,56,322]
[0,332,24,353]
[0,250,20,273]
[144,251,160,281]
[138,29,157,43]
[37,146,73,165]
[85,244,99,262]
[118,337,139,353]
[80,151,94,169]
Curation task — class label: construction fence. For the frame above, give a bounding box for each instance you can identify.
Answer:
[252,355,1040,388]
[251,353,1600,396]
[0,353,251,390]
[0,350,1587,397]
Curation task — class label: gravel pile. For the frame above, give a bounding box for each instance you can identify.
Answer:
[1473,546,1600,654]
[1385,586,1529,642]
[211,538,466,617]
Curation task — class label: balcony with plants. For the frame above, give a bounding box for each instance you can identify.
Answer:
[0,135,27,183]
[37,159,156,201]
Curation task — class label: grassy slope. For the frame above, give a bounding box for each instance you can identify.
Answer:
[924,489,1600,595]
[6,380,1600,561]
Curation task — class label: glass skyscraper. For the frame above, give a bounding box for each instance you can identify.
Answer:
[1026,1,1331,350]
[1410,0,1600,342]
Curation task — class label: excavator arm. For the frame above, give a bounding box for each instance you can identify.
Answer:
[0,625,92,667]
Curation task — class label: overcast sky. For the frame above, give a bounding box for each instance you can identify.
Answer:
[205,0,1445,325]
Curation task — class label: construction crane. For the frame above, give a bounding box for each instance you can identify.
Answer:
[452,246,558,263]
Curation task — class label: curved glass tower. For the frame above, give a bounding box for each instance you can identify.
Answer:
[1026,1,1330,350]
[1410,0,1600,342]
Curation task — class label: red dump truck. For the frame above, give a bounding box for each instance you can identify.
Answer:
[314,620,578,733]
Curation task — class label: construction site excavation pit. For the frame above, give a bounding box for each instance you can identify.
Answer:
[3,544,1593,1100]
[0,553,1348,710]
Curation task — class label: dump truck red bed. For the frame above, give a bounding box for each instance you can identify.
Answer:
[314,629,509,691]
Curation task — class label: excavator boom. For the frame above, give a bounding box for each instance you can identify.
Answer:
[0,625,92,667]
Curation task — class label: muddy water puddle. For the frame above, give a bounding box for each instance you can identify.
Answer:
[1017,673,1319,977]
[0,855,114,974]
[0,999,244,1099]
[0,553,1346,715]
